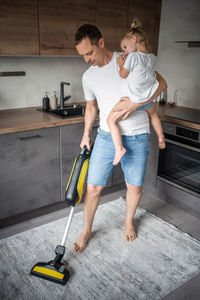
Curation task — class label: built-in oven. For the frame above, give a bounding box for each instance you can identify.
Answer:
[157,122,200,196]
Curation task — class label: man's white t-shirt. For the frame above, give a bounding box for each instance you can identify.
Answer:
[82,52,150,135]
[121,52,159,102]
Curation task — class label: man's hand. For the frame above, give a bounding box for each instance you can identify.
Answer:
[80,134,92,150]
[112,97,139,120]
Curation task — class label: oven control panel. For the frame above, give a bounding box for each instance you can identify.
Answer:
[162,121,200,143]
[176,127,199,141]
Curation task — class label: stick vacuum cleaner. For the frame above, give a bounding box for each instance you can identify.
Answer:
[30,146,92,285]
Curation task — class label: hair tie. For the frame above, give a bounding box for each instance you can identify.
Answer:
[130,19,142,29]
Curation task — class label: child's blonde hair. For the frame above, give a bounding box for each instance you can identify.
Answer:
[122,19,150,51]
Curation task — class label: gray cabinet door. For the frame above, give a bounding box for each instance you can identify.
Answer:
[112,164,124,186]
[61,122,99,201]
[0,127,60,220]
[143,126,159,194]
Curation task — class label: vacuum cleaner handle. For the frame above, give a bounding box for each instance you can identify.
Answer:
[65,145,92,207]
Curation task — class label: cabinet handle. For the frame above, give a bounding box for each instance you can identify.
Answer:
[17,134,41,142]
[165,138,200,153]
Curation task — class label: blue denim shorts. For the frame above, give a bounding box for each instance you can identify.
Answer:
[137,102,152,111]
[87,129,149,187]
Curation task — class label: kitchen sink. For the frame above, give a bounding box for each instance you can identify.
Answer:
[38,105,85,118]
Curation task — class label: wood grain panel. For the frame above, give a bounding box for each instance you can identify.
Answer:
[0,107,86,134]
[128,0,162,55]
[0,0,39,55]
[96,0,129,51]
[153,0,162,55]
[39,0,96,55]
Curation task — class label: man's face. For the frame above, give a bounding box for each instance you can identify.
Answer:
[76,37,104,67]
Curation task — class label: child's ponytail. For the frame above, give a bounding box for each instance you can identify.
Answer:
[130,19,142,29]
[124,19,150,51]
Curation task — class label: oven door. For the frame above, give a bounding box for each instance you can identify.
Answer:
[157,137,200,196]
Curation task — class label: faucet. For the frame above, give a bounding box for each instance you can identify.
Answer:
[60,82,71,110]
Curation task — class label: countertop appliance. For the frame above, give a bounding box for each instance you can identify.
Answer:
[157,122,200,196]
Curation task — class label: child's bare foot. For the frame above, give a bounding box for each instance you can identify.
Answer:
[113,147,126,165]
[124,222,137,242]
[74,231,91,253]
[159,137,166,149]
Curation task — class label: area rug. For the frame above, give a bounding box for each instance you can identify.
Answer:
[0,198,200,300]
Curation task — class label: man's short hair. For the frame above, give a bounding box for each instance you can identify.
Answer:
[75,24,102,46]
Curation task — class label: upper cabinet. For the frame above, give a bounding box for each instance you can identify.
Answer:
[96,0,129,52]
[0,0,39,55]
[38,0,96,55]
[0,0,162,56]
[128,0,162,55]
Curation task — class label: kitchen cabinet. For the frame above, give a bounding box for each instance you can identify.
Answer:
[38,0,162,55]
[0,127,60,220]
[128,0,162,55]
[38,0,96,55]
[0,119,124,222]
[96,0,129,51]
[0,0,162,55]
[112,164,124,185]
[143,126,159,194]
[0,0,39,55]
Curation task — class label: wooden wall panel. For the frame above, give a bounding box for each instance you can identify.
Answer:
[0,0,161,56]
[96,0,129,51]
[39,0,96,55]
[128,0,162,55]
[0,0,39,55]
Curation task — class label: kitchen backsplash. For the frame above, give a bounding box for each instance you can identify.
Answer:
[0,56,88,110]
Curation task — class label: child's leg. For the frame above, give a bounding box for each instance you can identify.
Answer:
[146,107,166,149]
[107,109,126,165]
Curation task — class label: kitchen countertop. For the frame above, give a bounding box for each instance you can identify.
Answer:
[0,103,199,135]
[155,103,200,130]
[0,106,86,134]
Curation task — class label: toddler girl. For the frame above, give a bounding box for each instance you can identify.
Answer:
[107,20,166,165]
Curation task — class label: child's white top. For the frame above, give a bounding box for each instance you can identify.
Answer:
[121,52,159,102]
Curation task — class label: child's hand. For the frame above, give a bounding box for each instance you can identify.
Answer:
[121,53,128,60]
[117,55,125,69]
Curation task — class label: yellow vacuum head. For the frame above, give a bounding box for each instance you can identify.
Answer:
[31,260,70,285]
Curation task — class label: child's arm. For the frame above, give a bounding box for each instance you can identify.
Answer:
[117,55,130,78]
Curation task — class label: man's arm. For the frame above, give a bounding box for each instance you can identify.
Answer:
[80,100,98,150]
[113,72,167,120]
[146,72,167,104]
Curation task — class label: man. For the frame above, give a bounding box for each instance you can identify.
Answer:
[74,24,167,253]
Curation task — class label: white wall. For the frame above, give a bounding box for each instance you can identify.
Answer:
[0,56,88,110]
[157,0,200,109]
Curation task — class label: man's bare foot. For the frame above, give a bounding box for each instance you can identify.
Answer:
[74,231,91,253]
[113,147,126,165]
[124,222,136,242]
[159,137,166,149]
